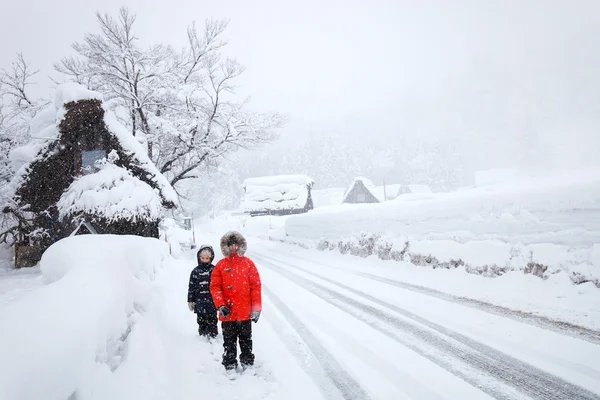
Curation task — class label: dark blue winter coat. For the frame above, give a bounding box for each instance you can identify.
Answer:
[187,245,217,314]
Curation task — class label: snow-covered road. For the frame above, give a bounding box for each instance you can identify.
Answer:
[153,239,600,400]
[4,236,597,399]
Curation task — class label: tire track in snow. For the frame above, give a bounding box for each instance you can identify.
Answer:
[260,258,517,400]
[263,285,373,400]
[259,251,600,345]
[257,256,600,400]
[264,274,453,400]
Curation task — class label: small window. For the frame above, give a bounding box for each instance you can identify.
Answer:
[81,150,106,175]
[357,193,366,202]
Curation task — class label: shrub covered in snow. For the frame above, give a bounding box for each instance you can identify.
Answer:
[315,233,599,286]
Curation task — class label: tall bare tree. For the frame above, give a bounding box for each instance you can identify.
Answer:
[56,7,285,191]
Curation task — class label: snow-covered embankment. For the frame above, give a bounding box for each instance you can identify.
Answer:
[284,169,600,286]
[0,235,170,400]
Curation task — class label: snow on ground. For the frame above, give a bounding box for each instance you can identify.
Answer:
[204,204,600,331]
[250,241,600,399]
[0,245,43,306]
[282,168,600,286]
[253,237,600,332]
[0,235,171,400]
[1,224,599,399]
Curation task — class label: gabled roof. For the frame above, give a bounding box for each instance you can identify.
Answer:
[342,177,383,203]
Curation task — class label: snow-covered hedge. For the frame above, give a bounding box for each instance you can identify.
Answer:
[316,233,600,286]
[0,235,170,400]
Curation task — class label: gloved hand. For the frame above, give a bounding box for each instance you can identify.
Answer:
[218,305,231,318]
[250,311,261,323]
[188,302,195,312]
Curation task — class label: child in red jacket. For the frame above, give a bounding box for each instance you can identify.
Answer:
[210,231,262,371]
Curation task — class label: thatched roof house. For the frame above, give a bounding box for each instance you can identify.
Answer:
[241,174,314,216]
[3,84,177,266]
[342,177,383,204]
[342,178,432,204]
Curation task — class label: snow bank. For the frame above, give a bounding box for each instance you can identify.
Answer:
[57,163,163,222]
[0,235,170,400]
[289,169,600,245]
[286,169,600,286]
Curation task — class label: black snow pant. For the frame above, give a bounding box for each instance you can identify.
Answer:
[221,320,254,370]
[197,312,218,338]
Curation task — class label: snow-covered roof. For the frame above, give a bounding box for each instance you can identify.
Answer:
[3,100,65,201]
[57,163,163,222]
[241,174,314,213]
[54,82,103,108]
[3,83,178,209]
[103,110,178,206]
[342,177,384,203]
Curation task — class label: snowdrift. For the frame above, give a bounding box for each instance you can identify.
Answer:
[0,235,170,400]
[285,169,600,286]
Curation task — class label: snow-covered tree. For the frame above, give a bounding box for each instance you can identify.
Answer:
[0,53,44,184]
[55,7,285,191]
[0,54,46,244]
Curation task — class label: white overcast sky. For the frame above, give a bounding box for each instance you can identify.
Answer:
[2,0,600,175]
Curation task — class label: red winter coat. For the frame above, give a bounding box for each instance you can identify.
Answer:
[210,231,262,322]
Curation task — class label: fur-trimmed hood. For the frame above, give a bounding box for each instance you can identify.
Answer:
[220,231,247,257]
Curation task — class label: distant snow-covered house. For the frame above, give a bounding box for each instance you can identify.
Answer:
[241,175,314,216]
[396,184,432,196]
[342,177,383,204]
[342,179,431,204]
[3,84,177,267]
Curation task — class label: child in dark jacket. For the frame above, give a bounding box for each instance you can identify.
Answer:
[187,245,218,339]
